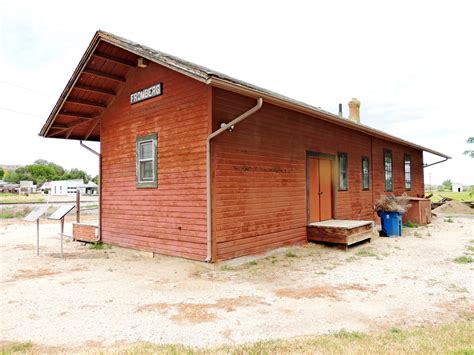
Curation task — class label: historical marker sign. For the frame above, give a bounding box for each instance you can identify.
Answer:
[49,204,75,220]
[24,205,48,222]
[130,82,162,104]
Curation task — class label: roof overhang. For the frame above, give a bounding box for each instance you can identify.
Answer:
[40,30,450,160]
[207,77,451,159]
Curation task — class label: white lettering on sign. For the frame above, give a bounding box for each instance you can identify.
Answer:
[130,83,163,104]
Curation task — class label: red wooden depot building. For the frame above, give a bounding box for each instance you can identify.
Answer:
[40,31,449,261]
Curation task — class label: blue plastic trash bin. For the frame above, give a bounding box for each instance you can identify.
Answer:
[378,211,402,237]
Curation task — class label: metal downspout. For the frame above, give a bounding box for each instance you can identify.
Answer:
[423,157,449,168]
[80,141,101,242]
[205,98,263,262]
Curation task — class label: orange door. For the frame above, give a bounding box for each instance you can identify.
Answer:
[319,159,333,221]
[308,157,333,223]
[309,158,320,222]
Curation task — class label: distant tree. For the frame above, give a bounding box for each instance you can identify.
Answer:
[4,171,20,184]
[1,160,92,186]
[0,167,4,179]
[33,159,49,165]
[440,179,453,191]
[92,175,99,184]
[62,168,91,183]
[464,137,474,158]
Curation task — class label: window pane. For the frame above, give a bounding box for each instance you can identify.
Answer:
[136,134,158,187]
[362,157,369,189]
[140,141,153,160]
[405,155,412,189]
[140,161,154,180]
[384,150,393,191]
[339,153,348,190]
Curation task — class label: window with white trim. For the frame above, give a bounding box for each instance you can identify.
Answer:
[361,156,370,190]
[384,149,393,192]
[404,154,412,190]
[136,133,158,188]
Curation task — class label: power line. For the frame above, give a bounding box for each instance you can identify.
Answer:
[0,81,49,96]
[0,106,43,118]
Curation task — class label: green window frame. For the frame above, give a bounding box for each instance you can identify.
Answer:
[404,153,412,190]
[384,149,393,192]
[361,156,370,190]
[338,152,348,191]
[136,133,158,188]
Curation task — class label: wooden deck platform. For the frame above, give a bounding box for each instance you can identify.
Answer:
[307,219,375,248]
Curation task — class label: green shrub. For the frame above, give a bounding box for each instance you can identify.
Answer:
[454,256,473,264]
[404,220,419,228]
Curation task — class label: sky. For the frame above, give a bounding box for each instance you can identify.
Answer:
[0,0,473,184]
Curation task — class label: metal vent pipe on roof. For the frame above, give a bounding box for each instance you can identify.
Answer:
[205,97,263,262]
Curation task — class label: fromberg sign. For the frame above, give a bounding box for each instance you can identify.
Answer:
[130,83,162,104]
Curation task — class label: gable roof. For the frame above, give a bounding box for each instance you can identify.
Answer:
[40,30,449,159]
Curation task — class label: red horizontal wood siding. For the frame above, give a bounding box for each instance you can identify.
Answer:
[211,88,424,260]
[100,61,210,261]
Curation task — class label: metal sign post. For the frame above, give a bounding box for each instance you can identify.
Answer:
[23,205,49,256]
[36,219,40,256]
[48,204,75,258]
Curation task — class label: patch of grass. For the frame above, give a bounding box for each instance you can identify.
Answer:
[88,242,110,250]
[414,231,423,238]
[246,260,258,266]
[219,264,233,271]
[0,207,32,219]
[81,204,99,210]
[466,246,474,253]
[454,256,474,264]
[346,256,359,263]
[445,217,455,223]
[447,284,469,293]
[0,193,45,203]
[286,250,297,258]
[428,191,472,203]
[404,220,419,228]
[356,249,378,257]
[0,341,33,353]
[10,322,472,354]
[333,329,366,340]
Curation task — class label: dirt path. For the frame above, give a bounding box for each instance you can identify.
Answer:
[1,215,473,349]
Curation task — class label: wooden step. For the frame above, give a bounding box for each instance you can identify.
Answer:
[307,219,374,247]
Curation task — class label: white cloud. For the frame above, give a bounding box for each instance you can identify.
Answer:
[1,0,473,183]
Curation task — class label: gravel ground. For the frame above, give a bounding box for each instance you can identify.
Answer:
[0,214,473,350]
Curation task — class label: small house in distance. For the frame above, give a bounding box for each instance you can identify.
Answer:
[50,179,84,196]
[78,181,98,195]
[40,31,449,261]
[19,181,36,195]
[452,183,463,193]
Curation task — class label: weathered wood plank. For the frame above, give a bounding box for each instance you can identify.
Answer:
[75,83,116,96]
[92,51,136,67]
[66,97,107,108]
[83,68,126,82]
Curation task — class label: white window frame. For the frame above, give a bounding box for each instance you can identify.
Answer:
[136,133,158,188]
